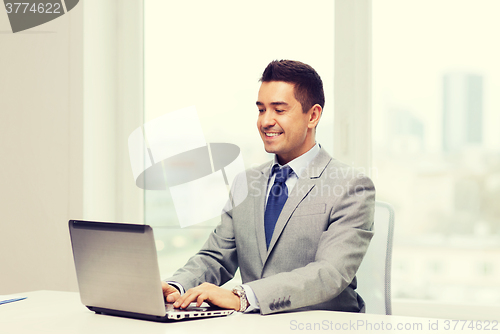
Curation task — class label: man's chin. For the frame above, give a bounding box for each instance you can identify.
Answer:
[263,144,278,154]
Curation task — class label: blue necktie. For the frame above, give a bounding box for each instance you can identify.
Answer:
[264,165,292,249]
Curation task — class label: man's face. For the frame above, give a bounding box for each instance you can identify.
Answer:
[256,81,316,165]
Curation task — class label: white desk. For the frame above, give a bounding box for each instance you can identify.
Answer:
[0,291,489,333]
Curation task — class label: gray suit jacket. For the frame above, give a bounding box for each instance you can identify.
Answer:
[166,148,375,315]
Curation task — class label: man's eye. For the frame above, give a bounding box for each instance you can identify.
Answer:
[276,109,285,113]
[258,109,265,113]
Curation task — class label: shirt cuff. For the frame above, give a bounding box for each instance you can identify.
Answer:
[241,284,260,313]
[165,281,185,295]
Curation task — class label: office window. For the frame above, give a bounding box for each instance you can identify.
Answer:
[373,0,500,304]
[144,1,335,277]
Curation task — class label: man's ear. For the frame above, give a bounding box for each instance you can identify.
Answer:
[308,104,323,129]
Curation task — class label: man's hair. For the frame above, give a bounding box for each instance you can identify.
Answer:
[259,59,325,113]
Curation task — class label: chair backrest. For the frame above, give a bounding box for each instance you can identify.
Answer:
[356,201,395,315]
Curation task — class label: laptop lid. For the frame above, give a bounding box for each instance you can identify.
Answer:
[69,220,166,317]
[69,220,234,322]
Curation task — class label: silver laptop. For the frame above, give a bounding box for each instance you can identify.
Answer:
[69,220,234,321]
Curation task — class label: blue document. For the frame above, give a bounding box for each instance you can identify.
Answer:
[0,296,27,305]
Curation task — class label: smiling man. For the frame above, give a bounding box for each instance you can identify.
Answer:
[162,60,375,314]
[257,79,322,165]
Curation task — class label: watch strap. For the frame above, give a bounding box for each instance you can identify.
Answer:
[232,285,249,312]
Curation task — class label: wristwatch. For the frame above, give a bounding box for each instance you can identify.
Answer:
[232,285,249,312]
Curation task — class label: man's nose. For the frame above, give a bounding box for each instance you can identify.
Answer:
[261,111,276,128]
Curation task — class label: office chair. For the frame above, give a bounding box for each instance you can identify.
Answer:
[356,201,395,315]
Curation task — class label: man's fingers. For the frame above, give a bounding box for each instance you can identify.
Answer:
[170,283,239,311]
[162,282,181,303]
[166,291,180,303]
[174,288,206,309]
[197,293,207,307]
[173,291,191,308]
[180,292,198,308]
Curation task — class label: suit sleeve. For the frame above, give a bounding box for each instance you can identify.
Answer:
[163,177,243,290]
[246,174,375,315]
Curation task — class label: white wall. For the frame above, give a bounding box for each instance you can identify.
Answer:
[0,4,83,294]
[0,0,144,295]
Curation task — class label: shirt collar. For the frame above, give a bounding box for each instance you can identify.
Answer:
[272,143,320,177]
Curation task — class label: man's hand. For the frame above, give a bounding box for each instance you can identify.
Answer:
[162,282,181,303]
[173,282,240,311]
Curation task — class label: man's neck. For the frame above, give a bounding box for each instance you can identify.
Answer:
[274,143,320,172]
[276,143,316,165]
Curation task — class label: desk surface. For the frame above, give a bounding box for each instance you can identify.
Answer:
[0,291,486,333]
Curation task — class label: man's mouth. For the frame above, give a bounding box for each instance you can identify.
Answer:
[264,132,283,137]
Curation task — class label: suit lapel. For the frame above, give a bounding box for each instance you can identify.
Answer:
[254,162,272,265]
[263,148,332,264]
[265,178,315,254]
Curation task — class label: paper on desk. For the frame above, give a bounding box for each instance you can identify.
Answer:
[0,295,27,305]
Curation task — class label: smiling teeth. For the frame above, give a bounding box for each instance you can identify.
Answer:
[266,133,281,137]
